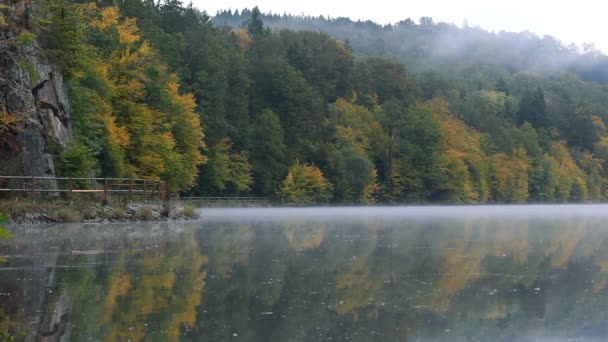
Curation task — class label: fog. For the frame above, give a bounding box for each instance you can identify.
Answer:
[200,204,608,222]
[212,10,608,84]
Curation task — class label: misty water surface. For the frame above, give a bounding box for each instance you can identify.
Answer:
[1,205,608,341]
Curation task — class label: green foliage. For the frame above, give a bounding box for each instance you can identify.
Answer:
[197,138,253,195]
[245,6,267,39]
[0,213,10,242]
[0,5,7,28]
[37,3,206,192]
[18,59,39,87]
[25,1,608,203]
[56,141,97,178]
[251,109,287,195]
[54,208,82,222]
[14,32,37,46]
[517,87,548,129]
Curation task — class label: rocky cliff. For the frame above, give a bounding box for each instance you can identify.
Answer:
[0,1,71,182]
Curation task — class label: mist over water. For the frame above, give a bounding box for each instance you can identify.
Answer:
[1,205,608,340]
[201,204,608,221]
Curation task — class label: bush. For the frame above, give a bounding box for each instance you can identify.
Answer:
[99,209,113,220]
[114,208,126,220]
[0,213,10,238]
[15,32,36,46]
[182,206,198,219]
[138,206,154,221]
[276,161,333,205]
[55,208,82,222]
[56,142,97,180]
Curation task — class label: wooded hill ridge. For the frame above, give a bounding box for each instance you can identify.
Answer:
[2,1,608,204]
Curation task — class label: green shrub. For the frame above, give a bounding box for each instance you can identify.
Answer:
[15,32,36,46]
[182,206,198,219]
[114,208,126,220]
[0,213,9,238]
[0,213,11,263]
[99,210,113,220]
[55,208,82,222]
[56,142,97,187]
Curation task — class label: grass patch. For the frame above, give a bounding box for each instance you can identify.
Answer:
[0,213,11,262]
[114,208,126,220]
[138,206,154,221]
[15,32,36,46]
[54,208,82,222]
[99,209,113,220]
[19,58,39,87]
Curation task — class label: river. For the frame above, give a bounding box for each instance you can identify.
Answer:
[1,205,608,341]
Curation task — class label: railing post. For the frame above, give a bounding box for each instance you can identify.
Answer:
[128,178,133,203]
[103,177,108,204]
[151,180,156,200]
[159,181,163,201]
[69,177,73,201]
[143,179,147,203]
[31,176,35,203]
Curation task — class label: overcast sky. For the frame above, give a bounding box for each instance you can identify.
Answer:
[190,0,607,53]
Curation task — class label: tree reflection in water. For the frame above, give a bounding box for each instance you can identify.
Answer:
[1,207,608,341]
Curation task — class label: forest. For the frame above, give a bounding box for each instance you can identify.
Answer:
[3,0,608,204]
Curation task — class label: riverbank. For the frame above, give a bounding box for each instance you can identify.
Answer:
[0,200,199,225]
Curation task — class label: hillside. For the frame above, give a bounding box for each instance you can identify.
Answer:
[2,1,608,204]
[214,9,608,85]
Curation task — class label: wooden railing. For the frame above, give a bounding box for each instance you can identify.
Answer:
[180,196,268,202]
[0,176,168,203]
[179,196,270,207]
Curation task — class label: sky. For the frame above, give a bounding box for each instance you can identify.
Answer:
[190,0,607,53]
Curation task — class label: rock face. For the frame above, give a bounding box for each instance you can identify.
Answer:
[0,16,71,181]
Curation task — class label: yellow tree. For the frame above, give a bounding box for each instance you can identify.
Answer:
[87,6,205,190]
[440,112,489,203]
[490,148,529,202]
[277,161,333,205]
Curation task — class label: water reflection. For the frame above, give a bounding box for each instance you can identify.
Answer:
[1,206,608,341]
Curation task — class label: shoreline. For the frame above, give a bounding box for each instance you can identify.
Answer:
[2,201,199,225]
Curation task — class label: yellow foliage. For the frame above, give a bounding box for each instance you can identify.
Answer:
[550,222,585,268]
[231,28,253,51]
[549,141,588,201]
[283,225,327,251]
[0,110,22,137]
[362,169,380,204]
[102,273,131,323]
[435,240,482,310]
[335,125,368,155]
[490,148,529,202]
[329,98,385,155]
[118,18,141,44]
[277,161,333,204]
[90,6,119,30]
[593,137,608,160]
[335,260,383,316]
[441,115,489,202]
[101,231,208,342]
[102,114,129,150]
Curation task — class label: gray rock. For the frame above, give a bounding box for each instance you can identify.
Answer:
[0,36,72,179]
